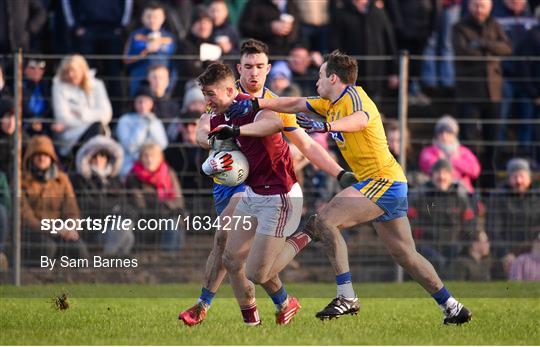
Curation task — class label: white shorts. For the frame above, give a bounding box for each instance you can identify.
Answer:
[235,183,303,238]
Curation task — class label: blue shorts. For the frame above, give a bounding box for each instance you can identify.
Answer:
[213,183,246,215]
[352,178,408,222]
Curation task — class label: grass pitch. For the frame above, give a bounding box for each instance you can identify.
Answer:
[1,282,539,345]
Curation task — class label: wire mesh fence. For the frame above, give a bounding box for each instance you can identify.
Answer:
[0,52,538,285]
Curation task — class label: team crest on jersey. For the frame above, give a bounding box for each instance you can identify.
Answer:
[330,131,345,143]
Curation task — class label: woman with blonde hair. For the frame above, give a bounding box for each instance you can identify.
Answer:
[52,54,112,158]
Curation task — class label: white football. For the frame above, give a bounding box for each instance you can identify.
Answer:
[213,150,249,186]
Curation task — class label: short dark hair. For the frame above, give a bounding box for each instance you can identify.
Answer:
[324,50,358,85]
[240,39,269,57]
[144,1,165,12]
[431,158,453,174]
[197,62,235,87]
[148,64,169,74]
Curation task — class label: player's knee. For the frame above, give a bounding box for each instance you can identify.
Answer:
[388,247,415,267]
[317,211,339,231]
[222,250,242,273]
[309,214,337,241]
[246,268,268,285]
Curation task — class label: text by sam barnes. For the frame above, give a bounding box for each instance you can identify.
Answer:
[41,256,138,270]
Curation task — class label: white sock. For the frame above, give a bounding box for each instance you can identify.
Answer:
[337,283,355,299]
[440,297,459,314]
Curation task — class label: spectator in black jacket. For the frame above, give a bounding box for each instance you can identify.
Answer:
[487,158,540,274]
[62,0,134,116]
[239,0,302,56]
[493,0,537,148]
[331,0,398,101]
[0,98,15,176]
[385,0,439,104]
[287,44,320,96]
[23,59,52,137]
[62,0,133,54]
[515,17,540,162]
[0,0,47,53]
[408,159,476,270]
[209,0,240,56]
[147,64,181,121]
[177,6,217,91]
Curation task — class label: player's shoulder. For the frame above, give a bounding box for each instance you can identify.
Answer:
[344,86,364,106]
[263,88,278,99]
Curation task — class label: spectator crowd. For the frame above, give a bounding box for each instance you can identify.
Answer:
[0,0,538,281]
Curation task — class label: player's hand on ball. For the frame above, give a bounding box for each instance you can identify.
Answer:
[296,114,331,133]
[337,170,358,188]
[208,124,241,140]
[225,98,259,119]
[202,151,234,176]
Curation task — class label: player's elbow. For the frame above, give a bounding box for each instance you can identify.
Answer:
[355,117,368,132]
[269,116,283,133]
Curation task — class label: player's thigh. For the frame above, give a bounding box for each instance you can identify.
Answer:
[223,209,256,264]
[214,191,245,251]
[372,216,416,256]
[238,183,302,238]
[246,233,286,279]
[320,187,384,229]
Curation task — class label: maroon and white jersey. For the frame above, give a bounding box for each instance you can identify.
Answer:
[210,93,297,195]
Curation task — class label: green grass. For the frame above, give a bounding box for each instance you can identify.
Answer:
[1,282,539,345]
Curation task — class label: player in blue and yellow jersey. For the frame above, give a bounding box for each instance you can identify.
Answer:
[228,50,472,325]
[179,40,356,326]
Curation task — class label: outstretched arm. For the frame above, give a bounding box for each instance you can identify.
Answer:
[258,97,309,114]
[328,111,369,133]
[208,110,283,140]
[240,110,283,137]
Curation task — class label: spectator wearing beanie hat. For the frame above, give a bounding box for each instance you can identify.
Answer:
[419,115,481,193]
[166,85,206,142]
[116,87,168,177]
[268,60,298,96]
[487,157,540,276]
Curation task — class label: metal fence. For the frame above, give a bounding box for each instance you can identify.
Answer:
[0,52,539,285]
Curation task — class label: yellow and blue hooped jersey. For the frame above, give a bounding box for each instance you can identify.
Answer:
[305,85,406,183]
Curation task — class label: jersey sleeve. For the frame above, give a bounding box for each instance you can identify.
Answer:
[279,112,299,132]
[305,96,329,118]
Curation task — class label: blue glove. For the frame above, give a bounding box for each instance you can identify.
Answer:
[225,98,259,119]
[296,114,331,133]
